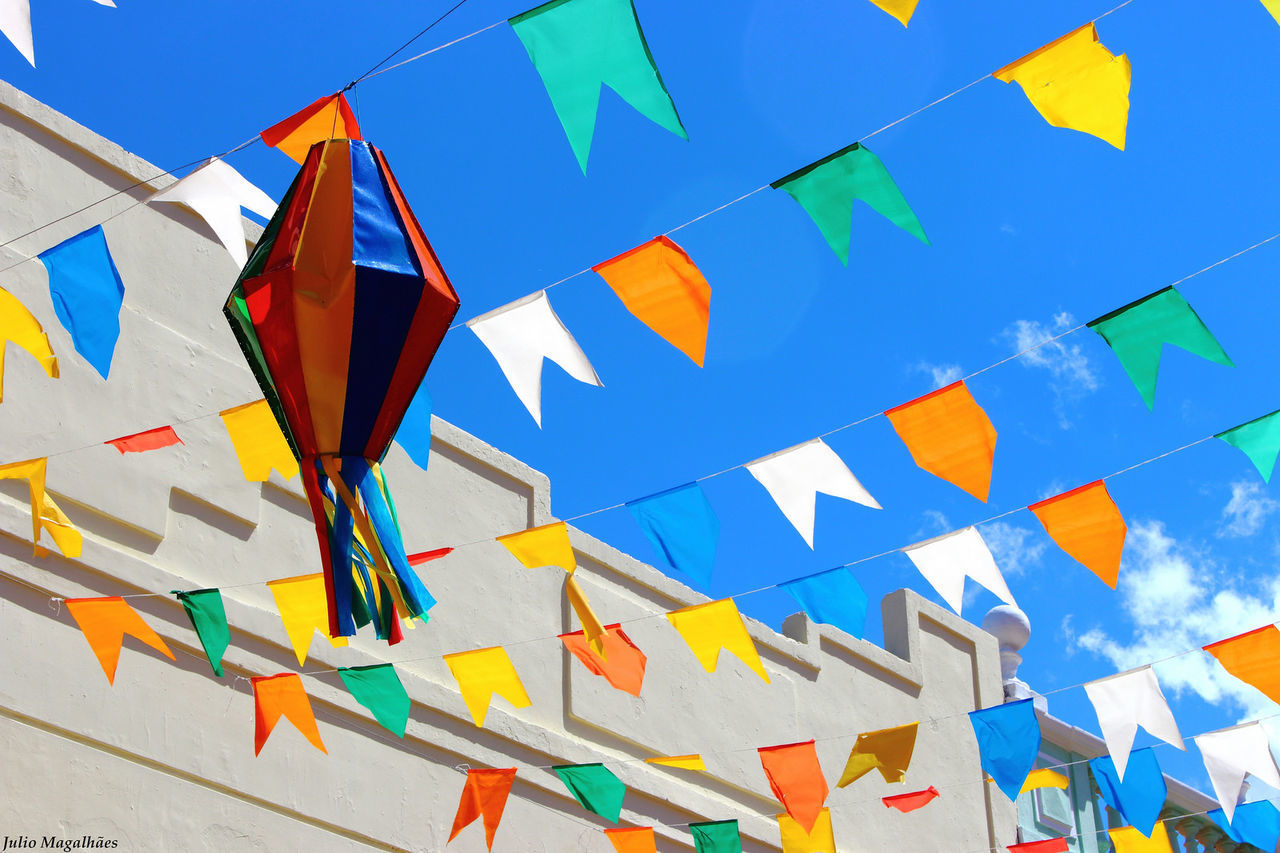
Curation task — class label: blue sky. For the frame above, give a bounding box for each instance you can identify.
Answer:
[9,0,1280,796]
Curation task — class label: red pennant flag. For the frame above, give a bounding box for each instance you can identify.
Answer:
[758,740,829,834]
[883,786,939,813]
[105,425,183,454]
[560,623,647,696]
[252,673,326,756]
[65,597,175,684]
[407,547,454,567]
[1008,839,1069,853]
[449,768,517,849]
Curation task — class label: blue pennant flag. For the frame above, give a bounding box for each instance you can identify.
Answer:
[1210,800,1280,853]
[394,385,433,470]
[37,225,125,379]
[1090,748,1167,837]
[969,699,1040,802]
[626,482,719,590]
[780,567,869,639]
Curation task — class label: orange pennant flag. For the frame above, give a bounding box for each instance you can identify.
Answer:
[1029,480,1127,588]
[260,92,363,163]
[66,597,175,685]
[252,673,326,755]
[449,767,517,849]
[105,425,183,454]
[1204,625,1280,705]
[592,236,712,366]
[758,740,830,834]
[604,827,657,853]
[560,623,648,696]
[884,381,997,501]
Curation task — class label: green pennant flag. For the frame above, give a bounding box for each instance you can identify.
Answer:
[552,763,626,823]
[1087,287,1233,410]
[337,664,411,738]
[1218,410,1280,483]
[173,589,230,677]
[770,141,928,265]
[510,0,687,172]
[690,819,742,853]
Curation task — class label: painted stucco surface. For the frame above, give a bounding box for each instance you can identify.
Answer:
[0,80,1014,852]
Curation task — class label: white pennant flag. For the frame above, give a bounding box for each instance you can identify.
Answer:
[0,0,33,66]
[902,526,1016,615]
[467,290,602,427]
[1082,666,1184,781]
[1196,722,1280,823]
[148,158,277,268]
[745,438,880,548]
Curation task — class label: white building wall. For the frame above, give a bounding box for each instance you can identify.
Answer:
[0,81,1015,852]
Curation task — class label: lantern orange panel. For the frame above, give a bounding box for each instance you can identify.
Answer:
[1029,480,1127,588]
[884,381,997,501]
[1204,625,1280,705]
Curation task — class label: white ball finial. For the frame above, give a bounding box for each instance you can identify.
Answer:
[982,605,1030,652]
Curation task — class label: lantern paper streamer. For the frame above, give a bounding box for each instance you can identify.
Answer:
[993,23,1131,150]
[1108,823,1174,853]
[592,236,711,366]
[449,768,517,850]
[883,786,939,813]
[866,0,919,27]
[66,596,174,684]
[1217,409,1280,483]
[252,673,326,755]
[508,0,687,172]
[1090,750,1167,837]
[646,754,705,771]
[903,527,1016,615]
[838,721,918,787]
[560,624,647,696]
[173,589,230,677]
[745,438,881,548]
[498,521,577,573]
[148,158,277,267]
[565,575,607,655]
[225,139,458,640]
[1204,624,1280,705]
[106,425,183,454]
[219,400,299,482]
[1210,800,1280,853]
[771,141,927,265]
[689,820,742,853]
[885,381,996,501]
[260,93,362,163]
[0,0,32,65]
[1021,769,1069,792]
[1008,840,1069,853]
[553,763,626,823]
[1087,287,1232,410]
[1082,666,1184,780]
[778,808,835,853]
[38,225,124,380]
[780,568,869,639]
[337,664,410,737]
[1195,722,1280,822]
[626,482,719,589]
[266,574,349,666]
[393,384,433,470]
[444,646,532,727]
[667,598,769,683]
[970,699,1040,802]
[0,457,82,558]
[758,740,829,833]
[605,827,656,853]
[0,286,58,401]
[468,291,601,426]
[1029,480,1126,588]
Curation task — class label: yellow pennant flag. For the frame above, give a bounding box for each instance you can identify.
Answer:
[993,23,1131,150]
[497,521,576,573]
[443,646,532,727]
[1109,823,1174,852]
[0,457,82,558]
[1262,1,1280,25]
[0,286,58,402]
[220,399,299,482]
[838,722,919,787]
[265,574,348,666]
[565,575,607,658]
[778,808,836,853]
[866,0,919,27]
[1020,768,1069,793]
[666,598,769,683]
[66,597,175,684]
[646,754,706,771]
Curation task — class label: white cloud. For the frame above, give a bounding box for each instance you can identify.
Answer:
[1070,521,1280,722]
[1001,312,1098,428]
[1219,479,1280,538]
[913,361,962,390]
[980,520,1045,577]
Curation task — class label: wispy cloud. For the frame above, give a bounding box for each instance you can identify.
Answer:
[1001,312,1098,428]
[980,520,1046,577]
[1219,479,1280,538]
[913,361,962,390]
